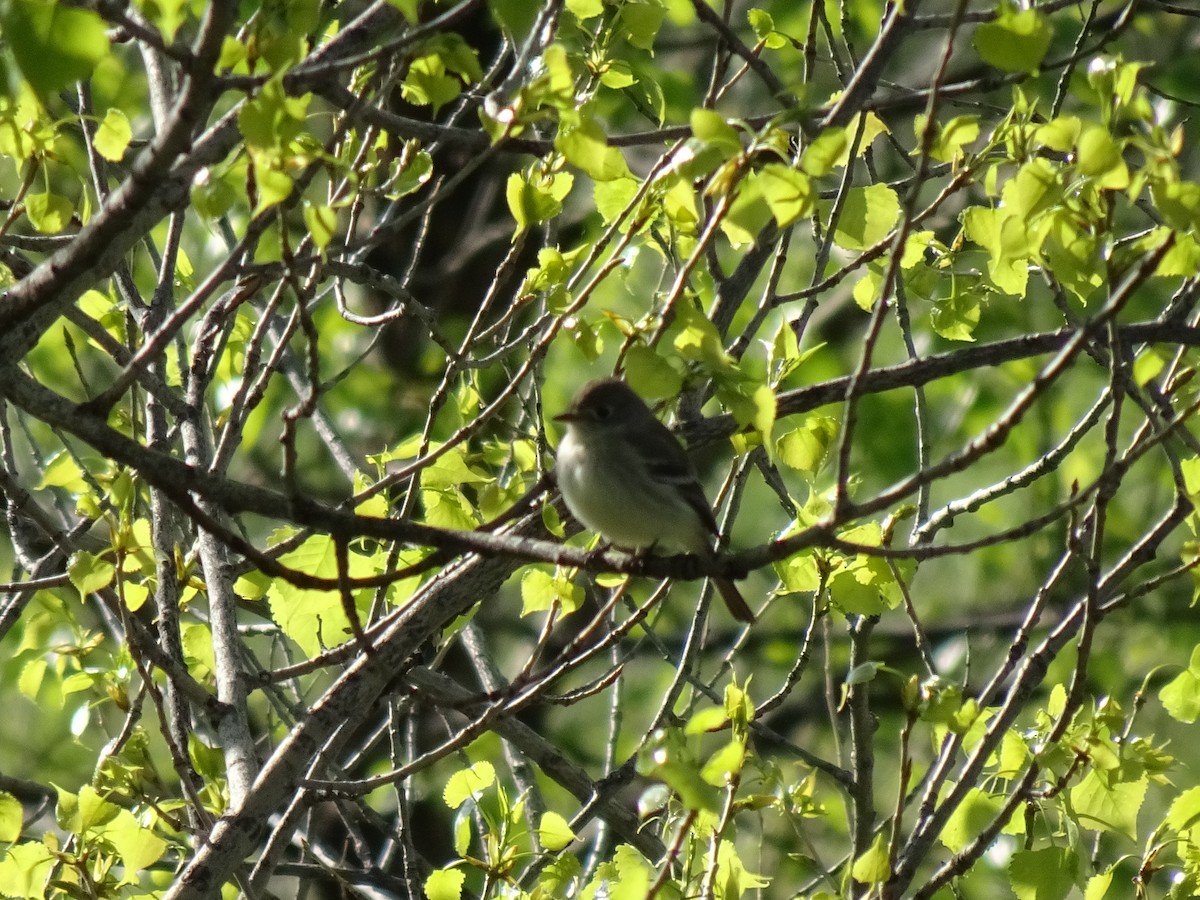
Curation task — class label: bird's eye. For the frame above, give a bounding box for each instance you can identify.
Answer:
[593,403,613,420]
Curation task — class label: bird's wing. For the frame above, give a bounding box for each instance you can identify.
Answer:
[639,421,721,537]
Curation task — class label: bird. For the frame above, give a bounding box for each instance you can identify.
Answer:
[553,378,755,623]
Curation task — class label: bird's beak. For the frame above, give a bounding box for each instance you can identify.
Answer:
[554,410,578,423]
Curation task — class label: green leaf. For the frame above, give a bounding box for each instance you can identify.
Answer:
[217,35,248,71]
[1152,179,1200,231]
[700,739,746,785]
[238,78,311,151]
[1181,461,1200,499]
[520,567,583,615]
[1043,214,1103,304]
[1159,645,1200,723]
[539,855,583,895]
[827,541,905,616]
[598,59,637,89]
[618,0,664,50]
[1133,349,1166,387]
[94,108,132,162]
[181,621,216,680]
[1166,785,1200,834]
[800,127,849,176]
[931,290,982,342]
[960,206,1030,297]
[1068,766,1147,840]
[0,793,22,843]
[672,297,731,369]
[915,114,980,163]
[420,448,491,490]
[254,165,294,211]
[557,117,631,181]
[776,416,839,474]
[831,183,900,251]
[402,56,460,112]
[425,867,465,900]
[70,785,121,832]
[638,731,721,813]
[1,0,109,96]
[684,706,728,735]
[1076,126,1129,189]
[566,0,604,19]
[399,35,482,113]
[852,264,884,311]
[845,661,883,686]
[1008,847,1077,900]
[25,192,72,234]
[585,845,654,897]
[719,175,770,246]
[775,551,821,592]
[192,170,240,220]
[690,108,742,157]
[623,344,683,399]
[122,581,150,612]
[1005,159,1060,219]
[507,170,574,234]
[748,8,788,49]
[997,729,1030,778]
[489,0,540,40]
[941,787,1004,853]
[592,176,639,226]
[68,551,115,595]
[1036,116,1082,153]
[537,811,576,851]
[720,381,775,443]
[452,807,470,855]
[266,535,379,656]
[974,4,1053,73]
[756,163,814,227]
[768,322,822,384]
[1155,231,1200,278]
[724,679,753,732]
[657,759,721,813]
[841,113,891,164]
[0,841,56,899]
[143,0,190,40]
[443,761,496,809]
[303,204,339,253]
[850,833,890,884]
[18,658,46,701]
[37,452,86,491]
[387,148,433,200]
[1084,868,1114,900]
[98,808,167,871]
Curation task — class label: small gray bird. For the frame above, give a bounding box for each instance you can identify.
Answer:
[554,378,755,623]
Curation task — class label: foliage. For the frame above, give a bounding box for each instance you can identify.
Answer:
[1,0,1200,898]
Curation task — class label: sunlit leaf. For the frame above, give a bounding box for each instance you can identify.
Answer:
[443,761,496,809]
[974,4,1052,73]
[1,0,108,95]
[94,108,132,162]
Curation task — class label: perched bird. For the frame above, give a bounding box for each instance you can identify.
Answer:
[553,378,755,623]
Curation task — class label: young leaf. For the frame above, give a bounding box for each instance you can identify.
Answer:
[443,761,496,809]
[1008,847,1077,900]
[94,108,132,162]
[68,551,115,595]
[850,833,890,884]
[425,867,466,900]
[537,811,576,851]
[974,5,1053,73]
[1,0,109,95]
